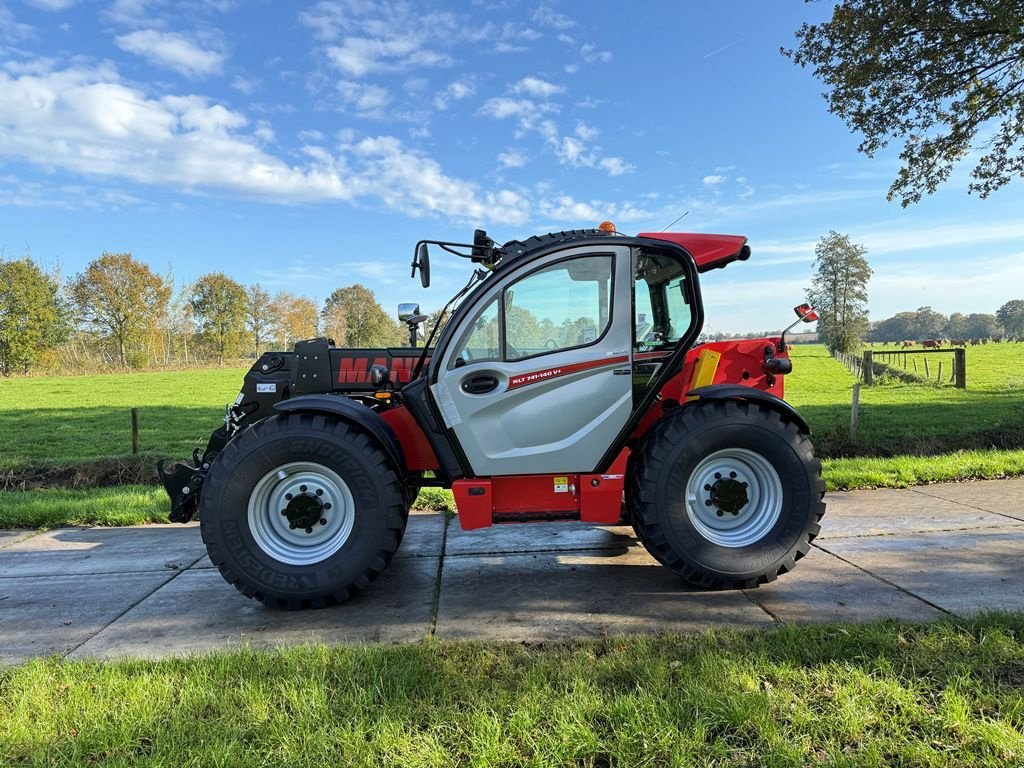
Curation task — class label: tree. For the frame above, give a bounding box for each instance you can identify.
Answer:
[910,306,947,340]
[322,284,404,348]
[945,312,969,339]
[0,255,68,375]
[272,292,319,349]
[70,252,171,368]
[964,312,1002,338]
[784,1,1024,205]
[245,283,274,357]
[806,231,872,353]
[190,273,248,364]
[870,311,917,342]
[996,299,1024,335]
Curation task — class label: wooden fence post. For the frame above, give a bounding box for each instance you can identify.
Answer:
[955,348,966,388]
[131,408,140,455]
[862,350,874,385]
[924,357,930,379]
[850,384,861,438]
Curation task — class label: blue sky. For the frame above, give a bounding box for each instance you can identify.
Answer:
[1,0,1023,333]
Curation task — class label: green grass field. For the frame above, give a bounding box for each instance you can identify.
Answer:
[2,614,1022,766]
[0,345,1022,527]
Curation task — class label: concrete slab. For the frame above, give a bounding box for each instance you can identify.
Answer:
[71,556,438,660]
[189,513,447,570]
[435,546,774,641]
[911,478,1024,521]
[820,526,1024,616]
[0,530,35,549]
[0,526,205,578]
[747,547,942,623]
[819,487,1017,538]
[0,571,173,664]
[446,520,634,556]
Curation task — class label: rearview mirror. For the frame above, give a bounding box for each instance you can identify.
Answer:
[411,242,430,288]
[398,303,421,323]
[794,303,819,322]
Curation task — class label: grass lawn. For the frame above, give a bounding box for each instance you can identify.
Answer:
[0,367,245,469]
[2,614,1023,766]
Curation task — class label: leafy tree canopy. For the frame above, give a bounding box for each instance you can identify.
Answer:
[0,255,68,375]
[785,0,1024,205]
[190,272,248,364]
[996,298,1024,334]
[806,231,872,353]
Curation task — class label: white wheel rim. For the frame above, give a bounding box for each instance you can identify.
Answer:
[685,448,783,548]
[247,461,355,566]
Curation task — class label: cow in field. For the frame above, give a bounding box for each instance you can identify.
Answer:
[922,339,941,349]
[951,339,967,347]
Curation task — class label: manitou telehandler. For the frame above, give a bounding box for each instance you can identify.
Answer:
[160,225,824,609]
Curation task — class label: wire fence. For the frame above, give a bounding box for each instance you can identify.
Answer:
[832,348,966,388]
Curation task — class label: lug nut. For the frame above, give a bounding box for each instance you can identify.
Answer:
[300,485,308,492]
[705,500,712,507]
[714,472,722,479]
[319,518,327,526]
[280,510,288,516]
[316,489,323,496]
[729,471,737,478]
[716,510,724,517]
[285,493,293,500]
[289,522,297,529]
[703,484,711,491]
[742,482,748,488]
[324,503,332,510]
[305,527,313,534]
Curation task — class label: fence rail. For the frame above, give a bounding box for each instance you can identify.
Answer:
[832,348,966,388]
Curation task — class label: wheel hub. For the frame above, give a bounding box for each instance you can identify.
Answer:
[709,477,748,515]
[685,448,783,548]
[248,462,354,565]
[282,492,326,532]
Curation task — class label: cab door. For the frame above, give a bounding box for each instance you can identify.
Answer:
[431,244,633,476]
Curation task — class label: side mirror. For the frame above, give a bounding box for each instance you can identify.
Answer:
[398,303,421,323]
[794,303,819,322]
[411,242,430,288]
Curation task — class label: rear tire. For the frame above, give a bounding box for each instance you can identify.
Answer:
[200,412,407,609]
[629,399,825,589]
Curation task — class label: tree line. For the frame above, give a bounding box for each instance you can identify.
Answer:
[869,301,1024,344]
[0,251,408,375]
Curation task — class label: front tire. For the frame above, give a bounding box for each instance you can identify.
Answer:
[200,413,407,609]
[629,399,825,589]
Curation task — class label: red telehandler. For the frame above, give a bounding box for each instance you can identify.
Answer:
[160,225,824,608]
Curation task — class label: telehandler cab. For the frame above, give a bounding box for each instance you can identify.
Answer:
[160,225,824,609]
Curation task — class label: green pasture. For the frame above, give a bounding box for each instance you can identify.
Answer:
[0,344,1022,527]
[2,615,1023,767]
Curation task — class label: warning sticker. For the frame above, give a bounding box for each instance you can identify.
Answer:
[553,476,569,493]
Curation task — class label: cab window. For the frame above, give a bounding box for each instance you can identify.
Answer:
[634,250,693,350]
[449,296,499,367]
[503,255,613,361]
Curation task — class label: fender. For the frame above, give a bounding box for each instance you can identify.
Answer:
[273,394,406,472]
[686,384,811,434]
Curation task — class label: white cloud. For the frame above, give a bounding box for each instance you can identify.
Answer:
[479,96,541,120]
[598,156,632,176]
[336,80,391,117]
[433,79,474,110]
[0,60,536,225]
[24,0,77,9]
[532,6,575,30]
[574,121,598,141]
[497,148,528,168]
[511,76,563,98]
[115,29,225,77]
[104,0,161,27]
[300,1,462,77]
[580,43,612,63]
[703,174,726,186]
[230,75,257,94]
[0,5,34,41]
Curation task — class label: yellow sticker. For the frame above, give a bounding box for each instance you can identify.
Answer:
[553,476,569,493]
[553,476,567,484]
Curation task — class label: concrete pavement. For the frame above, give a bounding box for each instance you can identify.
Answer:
[1,478,1022,663]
